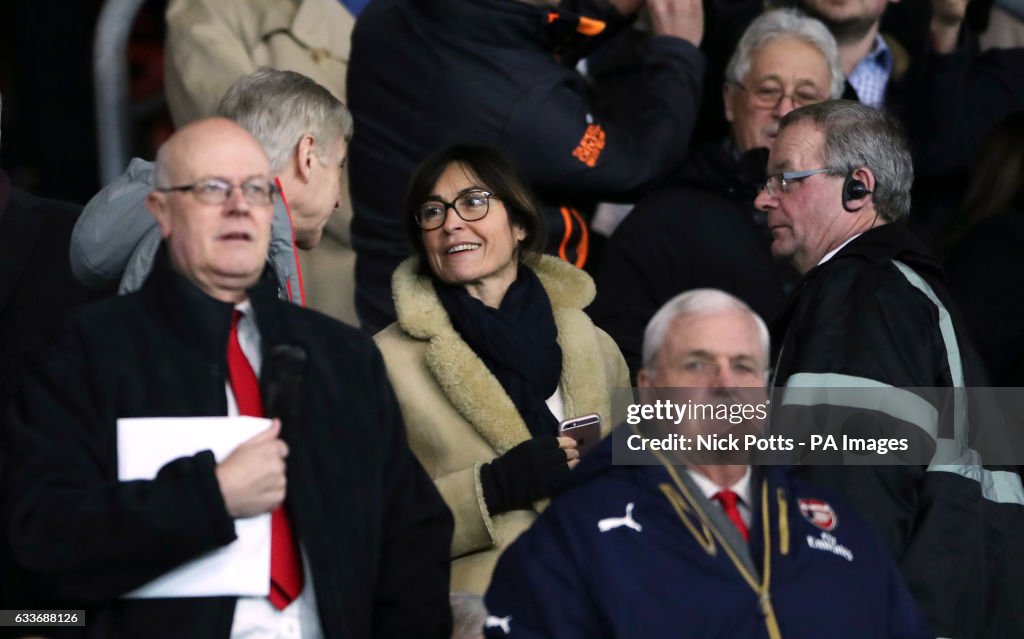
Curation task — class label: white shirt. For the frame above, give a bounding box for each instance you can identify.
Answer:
[227,302,323,639]
[817,233,863,268]
[686,466,753,528]
[546,387,566,424]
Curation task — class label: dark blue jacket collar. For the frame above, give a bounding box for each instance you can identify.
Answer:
[139,244,283,360]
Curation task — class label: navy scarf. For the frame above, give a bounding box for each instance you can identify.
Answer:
[435,266,563,438]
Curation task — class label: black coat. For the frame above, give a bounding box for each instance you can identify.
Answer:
[769,223,1024,638]
[347,0,704,331]
[0,175,98,414]
[589,141,799,379]
[945,210,1024,386]
[2,248,454,638]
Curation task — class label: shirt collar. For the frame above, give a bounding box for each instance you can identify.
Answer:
[687,466,753,505]
[817,233,863,267]
[866,33,893,73]
[848,33,893,107]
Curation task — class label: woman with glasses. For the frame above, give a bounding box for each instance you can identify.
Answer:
[374,144,629,594]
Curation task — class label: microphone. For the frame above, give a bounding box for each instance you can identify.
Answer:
[261,344,308,431]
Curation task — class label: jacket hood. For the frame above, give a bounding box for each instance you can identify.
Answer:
[69,157,301,301]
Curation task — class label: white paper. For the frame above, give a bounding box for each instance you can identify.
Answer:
[117,415,272,598]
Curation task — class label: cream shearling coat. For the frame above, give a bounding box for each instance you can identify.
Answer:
[375,255,630,594]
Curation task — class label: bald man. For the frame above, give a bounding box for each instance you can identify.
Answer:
[2,118,454,638]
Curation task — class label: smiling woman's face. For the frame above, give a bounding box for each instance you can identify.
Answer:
[421,162,526,307]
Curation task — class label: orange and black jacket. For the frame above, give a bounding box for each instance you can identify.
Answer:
[347,0,704,329]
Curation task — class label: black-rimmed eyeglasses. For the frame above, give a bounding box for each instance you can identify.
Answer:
[156,177,278,206]
[762,168,832,196]
[415,190,497,230]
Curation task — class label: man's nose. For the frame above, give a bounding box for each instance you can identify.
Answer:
[754,189,775,212]
[713,368,736,389]
[772,93,797,119]
[226,185,251,211]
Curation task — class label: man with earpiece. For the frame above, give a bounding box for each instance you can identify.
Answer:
[756,99,1024,638]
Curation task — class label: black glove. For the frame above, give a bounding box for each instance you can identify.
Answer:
[480,437,570,516]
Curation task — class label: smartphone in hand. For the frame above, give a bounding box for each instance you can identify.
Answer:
[558,413,601,457]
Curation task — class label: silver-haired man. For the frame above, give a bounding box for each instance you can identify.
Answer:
[592,9,845,378]
[71,69,351,312]
[758,99,1024,637]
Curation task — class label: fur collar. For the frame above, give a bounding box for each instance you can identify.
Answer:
[391,255,613,455]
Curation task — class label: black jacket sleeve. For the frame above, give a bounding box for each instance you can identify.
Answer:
[2,330,237,605]
[501,36,704,203]
[368,346,454,639]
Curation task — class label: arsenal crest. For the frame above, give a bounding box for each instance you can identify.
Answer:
[799,498,838,531]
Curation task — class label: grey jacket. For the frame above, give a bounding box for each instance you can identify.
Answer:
[70,157,302,300]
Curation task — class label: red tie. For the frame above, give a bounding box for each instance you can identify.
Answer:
[227,310,304,610]
[712,489,750,542]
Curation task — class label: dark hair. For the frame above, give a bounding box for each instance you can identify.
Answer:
[404,144,547,276]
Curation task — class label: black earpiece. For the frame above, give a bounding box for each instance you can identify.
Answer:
[842,175,873,212]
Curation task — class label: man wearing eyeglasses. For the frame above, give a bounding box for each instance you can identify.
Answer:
[71,69,351,316]
[757,99,1024,637]
[591,10,840,379]
[2,117,455,638]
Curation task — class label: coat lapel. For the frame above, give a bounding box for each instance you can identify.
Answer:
[538,262,615,438]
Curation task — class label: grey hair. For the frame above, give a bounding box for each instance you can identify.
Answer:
[216,68,353,173]
[780,100,914,222]
[153,140,170,187]
[726,9,845,100]
[450,592,487,639]
[641,289,771,372]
